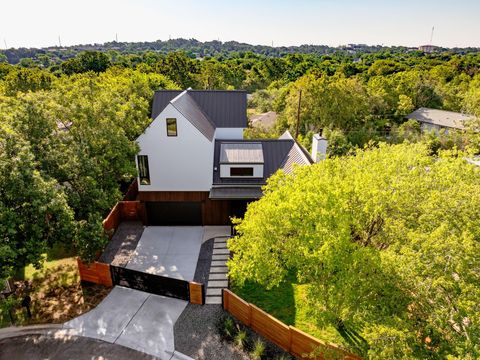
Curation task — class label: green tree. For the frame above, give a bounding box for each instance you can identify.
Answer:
[228,143,480,358]
[0,123,74,279]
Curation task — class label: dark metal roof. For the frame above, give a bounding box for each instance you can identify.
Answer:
[171,91,216,141]
[151,90,183,119]
[151,89,247,129]
[209,187,263,199]
[213,139,309,185]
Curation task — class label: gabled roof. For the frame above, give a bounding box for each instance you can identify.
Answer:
[151,89,247,129]
[170,91,216,141]
[406,107,475,130]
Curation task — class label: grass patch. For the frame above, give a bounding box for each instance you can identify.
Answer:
[231,273,345,346]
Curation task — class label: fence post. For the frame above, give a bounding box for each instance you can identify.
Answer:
[223,288,229,311]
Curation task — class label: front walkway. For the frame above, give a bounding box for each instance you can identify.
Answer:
[64,286,189,360]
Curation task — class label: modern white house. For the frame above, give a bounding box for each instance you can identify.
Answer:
[135,89,320,225]
[406,107,476,133]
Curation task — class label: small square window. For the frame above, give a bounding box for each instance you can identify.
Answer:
[166,118,177,136]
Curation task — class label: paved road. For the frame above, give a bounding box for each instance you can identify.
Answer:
[126,226,204,281]
[64,286,188,359]
[0,332,156,360]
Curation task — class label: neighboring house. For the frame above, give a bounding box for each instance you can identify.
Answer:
[406,107,475,133]
[250,111,277,130]
[135,89,319,226]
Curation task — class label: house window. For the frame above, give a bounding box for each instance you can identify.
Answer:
[230,167,254,176]
[137,155,150,185]
[166,118,177,136]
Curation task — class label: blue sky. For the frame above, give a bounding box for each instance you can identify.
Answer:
[1,0,479,48]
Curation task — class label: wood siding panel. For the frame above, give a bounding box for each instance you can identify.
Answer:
[139,191,232,225]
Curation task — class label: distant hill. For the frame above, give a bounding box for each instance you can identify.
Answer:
[1,38,479,64]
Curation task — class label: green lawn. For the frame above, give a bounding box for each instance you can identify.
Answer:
[231,273,345,346]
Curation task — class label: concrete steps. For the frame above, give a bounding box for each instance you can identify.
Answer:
[205,237,230,305]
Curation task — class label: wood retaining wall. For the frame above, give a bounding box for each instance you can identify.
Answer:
[222,289,361,360]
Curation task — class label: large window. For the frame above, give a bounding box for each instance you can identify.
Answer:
[137,155,150,185]
[230,167,254,177]
[166,118,177,136]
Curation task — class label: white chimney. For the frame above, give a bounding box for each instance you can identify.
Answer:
[311,133,328,162]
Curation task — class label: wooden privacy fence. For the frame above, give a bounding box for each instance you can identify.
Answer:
[222,289,361,360]
[102,200,147,236]
[76,259,112,287]
[77,258,205,305]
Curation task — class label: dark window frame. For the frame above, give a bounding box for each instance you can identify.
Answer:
[137,155,151,185]
[230,167,254,177]
[166,118,177,137]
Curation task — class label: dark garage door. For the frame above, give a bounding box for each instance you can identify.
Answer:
[146,202,202,225]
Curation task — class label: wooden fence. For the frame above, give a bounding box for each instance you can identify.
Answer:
[77,258,112,287]
[222,289,361,360]
[102,200,146,236]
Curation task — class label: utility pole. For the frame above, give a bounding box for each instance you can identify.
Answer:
[3,39,7,50]
[295,89,302,139]
[430,26,435,45]
[58,36,62,47]
[115,33,118,42]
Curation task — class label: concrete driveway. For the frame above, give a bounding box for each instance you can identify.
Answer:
[65,286,189,359]
[126,226,204,281]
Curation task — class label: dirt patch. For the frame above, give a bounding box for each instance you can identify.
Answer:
[2,264,110,326]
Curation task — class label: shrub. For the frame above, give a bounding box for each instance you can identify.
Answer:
[224,317,236,339]
[251,339,266,359]
[234,330,247,350]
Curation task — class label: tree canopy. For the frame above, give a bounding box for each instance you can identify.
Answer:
[228,143,480,358]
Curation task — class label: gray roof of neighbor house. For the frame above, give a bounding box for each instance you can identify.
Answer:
[406,107,475,130]
[250,111,277,130]
[212,137,312,186]
[151,89,248,128]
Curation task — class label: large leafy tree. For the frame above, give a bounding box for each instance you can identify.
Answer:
[0,124,74,279]
[228,143,480,358]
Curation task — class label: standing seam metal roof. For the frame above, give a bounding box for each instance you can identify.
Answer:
[219,143,264,163]
[151,89,247,128]
[213,139,310,185]
[170,91,216,141]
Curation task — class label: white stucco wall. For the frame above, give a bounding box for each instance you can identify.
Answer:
[215,128,244,140]
[136,104,214,191]
[220,164,264,178]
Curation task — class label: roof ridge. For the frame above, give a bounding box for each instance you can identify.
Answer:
[172,91,217,129]
[215,139,294,143]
